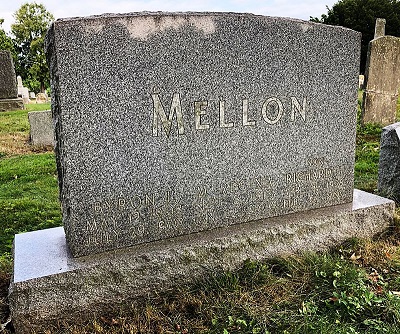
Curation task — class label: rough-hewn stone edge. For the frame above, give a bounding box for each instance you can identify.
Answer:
[44,23,66,226]
[9,190,394,333]
[0,98,24,112]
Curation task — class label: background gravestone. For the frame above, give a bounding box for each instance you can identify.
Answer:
[17,76,30,105]
[0,50,24,111]
[374,18,386,38]
[36,92,48,103]
[0,51,18,99]
[362,19,400,125]
[378,122,400,203]
[46,12,361,257]
[17,75,23,94]
[28,110,54,146]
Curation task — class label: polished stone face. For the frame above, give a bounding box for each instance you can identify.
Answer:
[0,50,18,99]
[46,12,361,257]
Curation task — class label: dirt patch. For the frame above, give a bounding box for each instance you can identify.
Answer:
[0,133,53,156]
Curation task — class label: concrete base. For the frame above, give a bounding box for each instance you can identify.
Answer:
[0,98,24,112]
[9,189,395,333]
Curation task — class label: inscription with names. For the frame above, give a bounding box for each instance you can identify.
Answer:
[81,161,352,248]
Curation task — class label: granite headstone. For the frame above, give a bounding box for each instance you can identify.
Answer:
[11,13,397,333]
[0,51,18,99]
[46,12,361,257]
[0,50,23,111]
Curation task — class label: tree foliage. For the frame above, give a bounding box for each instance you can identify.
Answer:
[11,3,54,93]
[310,0,400,73]
[0,19,15,58]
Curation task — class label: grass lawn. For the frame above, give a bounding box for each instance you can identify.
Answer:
[0,103,51,157]
[0,153,61,254]
[1,98,400,333]
[0,103,60,255]
[354,123,381,192]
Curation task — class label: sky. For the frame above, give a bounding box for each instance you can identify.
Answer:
[0,0,337,34]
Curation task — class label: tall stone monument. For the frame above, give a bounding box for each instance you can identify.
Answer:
[9,13,395,333]
[362,18,400,125]
[0,51,23,111]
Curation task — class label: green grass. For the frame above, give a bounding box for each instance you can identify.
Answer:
[45,234,400,333]
[0,103,59,328]
[0,102,50,114]
[0,102,52,157]
[353,91,400,193]
[354,123,382,192]
[0,103,59,254]
[0,153,61,254]
[0,109,29,135]
[24,102,51,112]
[0,103,50,135]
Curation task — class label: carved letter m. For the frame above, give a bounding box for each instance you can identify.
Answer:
[152,93,185,137]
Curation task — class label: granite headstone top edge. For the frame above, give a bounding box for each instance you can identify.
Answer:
[50,11,360,35]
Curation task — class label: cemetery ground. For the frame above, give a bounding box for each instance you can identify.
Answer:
[1,100,400,333]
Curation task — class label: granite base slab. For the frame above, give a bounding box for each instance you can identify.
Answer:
[0,98,24,112]
[9,189,394,333]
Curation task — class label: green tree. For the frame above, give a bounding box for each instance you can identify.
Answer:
[0,19,15,56]
[310,0,400,73]
[11,3,54,93]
